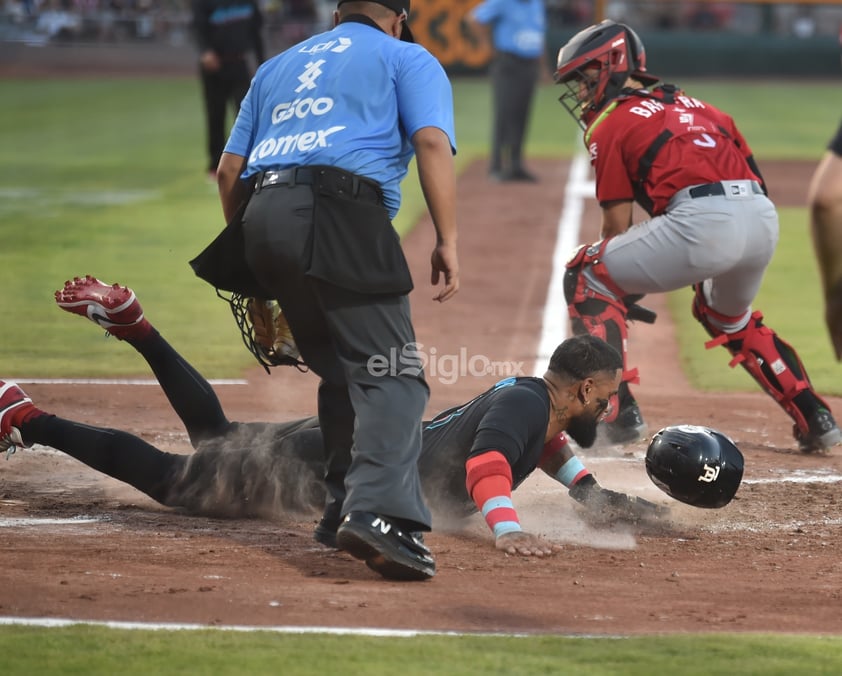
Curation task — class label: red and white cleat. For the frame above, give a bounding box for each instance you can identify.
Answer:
[0,380,39,457]
[55,275,150,340]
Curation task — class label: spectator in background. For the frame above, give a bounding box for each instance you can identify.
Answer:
[192,0,265,181]
[683,2,733,31]
[466,0,546,183]
[35,0,82,41]
[791,7,816,39]
[548,0,588,27]
[279,0,320,46]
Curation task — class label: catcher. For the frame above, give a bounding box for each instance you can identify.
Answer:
[0,276,667,567]
[554,20,841,453]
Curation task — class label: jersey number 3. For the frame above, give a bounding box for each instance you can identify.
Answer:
[693,133,717,148]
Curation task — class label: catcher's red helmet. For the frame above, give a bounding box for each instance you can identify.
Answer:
[554,20,659,130]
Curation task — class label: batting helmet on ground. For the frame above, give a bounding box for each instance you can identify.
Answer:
[645,425,744,508]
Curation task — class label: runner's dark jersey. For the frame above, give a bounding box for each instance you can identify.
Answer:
[418,377,550,512]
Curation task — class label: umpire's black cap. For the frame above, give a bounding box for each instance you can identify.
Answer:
[338,0,414,43]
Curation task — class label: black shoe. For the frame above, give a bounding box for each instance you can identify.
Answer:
[335,511,435,581]
[315,517,424,550]
[599,403,647,445]
[795,407,842,453]
[313,500,343,548]
[314,517,339,548]
[509,168,538,183]
[490,169,538,183]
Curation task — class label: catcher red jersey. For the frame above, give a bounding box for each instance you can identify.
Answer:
[585,87,761,215]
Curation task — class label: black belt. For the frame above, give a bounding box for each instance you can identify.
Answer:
[253,166,382,204]
[688,181,764,198]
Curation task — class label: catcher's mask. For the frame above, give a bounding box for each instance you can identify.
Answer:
[554,20,659,130]
[645,425,744,508]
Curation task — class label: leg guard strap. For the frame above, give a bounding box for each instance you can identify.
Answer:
[693,289,825,433]
[567,298,639,386]
[564,240,638,385]
[565,241,629,303]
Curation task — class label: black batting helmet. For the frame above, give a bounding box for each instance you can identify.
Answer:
[645,425,744,508]
[554,20,659,130]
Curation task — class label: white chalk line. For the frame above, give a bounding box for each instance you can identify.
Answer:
[743,474,842,485]
[0,616,543,637]
[0,516,103,527]
[0,616,631,639]
[0,187,158,207]
[533,152,593,375]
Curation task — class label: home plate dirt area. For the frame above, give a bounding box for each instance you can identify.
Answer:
[3,158,842,635]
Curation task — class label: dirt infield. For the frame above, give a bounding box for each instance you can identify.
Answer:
[3,158,842,635]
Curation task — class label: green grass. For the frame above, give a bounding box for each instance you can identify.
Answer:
[1,626,842,675]
[0,78,240,376]
[0,78,839,381]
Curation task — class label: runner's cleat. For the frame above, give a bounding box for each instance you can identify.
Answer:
[0,381,39,459]
[55,275,151,340]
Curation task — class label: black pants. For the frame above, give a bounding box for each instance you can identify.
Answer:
[199,59,251,173]
[489,51,539,174]
[242,173,432,532]
[18,332,326,518]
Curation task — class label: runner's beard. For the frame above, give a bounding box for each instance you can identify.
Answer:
[565,411,599,448]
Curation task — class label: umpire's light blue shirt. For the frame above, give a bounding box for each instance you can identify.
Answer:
[224,19,456,219]
[471,0,546,59]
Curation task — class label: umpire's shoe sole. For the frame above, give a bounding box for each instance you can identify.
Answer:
[336,512,435,582]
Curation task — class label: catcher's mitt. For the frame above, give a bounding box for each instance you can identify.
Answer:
[219,291,305,373]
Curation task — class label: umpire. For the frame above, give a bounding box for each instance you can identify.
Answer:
[192,0,265,179]
[467,0,546,182]
[217,0,460,581]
